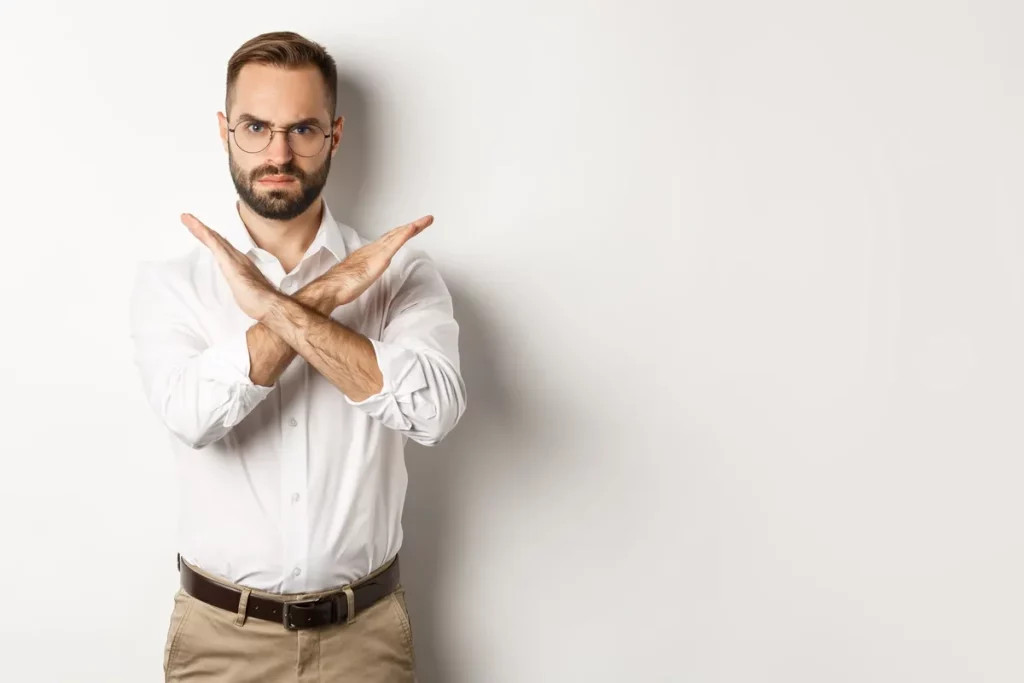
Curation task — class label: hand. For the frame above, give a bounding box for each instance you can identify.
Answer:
[325,215,434,306]
[181,213,280,320]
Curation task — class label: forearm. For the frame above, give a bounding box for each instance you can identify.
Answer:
[260,294,384,402]
[247,278,337,387]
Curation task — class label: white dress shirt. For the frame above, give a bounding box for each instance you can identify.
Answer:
[129,198,466,593]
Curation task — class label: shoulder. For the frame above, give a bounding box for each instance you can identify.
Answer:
[131,248,206,298]
[132,201,238,297]
[128,239,220,329]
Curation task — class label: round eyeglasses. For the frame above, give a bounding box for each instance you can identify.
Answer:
[228,121,331,157]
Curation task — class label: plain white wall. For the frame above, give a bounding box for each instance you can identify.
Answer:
[1,0,1022,681]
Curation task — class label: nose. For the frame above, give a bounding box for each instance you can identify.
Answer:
[264,129,293,165]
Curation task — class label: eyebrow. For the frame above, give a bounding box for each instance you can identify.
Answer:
[235,113,327,129]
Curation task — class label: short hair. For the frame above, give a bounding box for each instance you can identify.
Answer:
[225,31,338,120]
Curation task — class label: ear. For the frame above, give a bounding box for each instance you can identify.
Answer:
[330,115,344,157]
[217,112,229,153]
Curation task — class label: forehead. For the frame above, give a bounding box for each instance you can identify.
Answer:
[230,63,330,123]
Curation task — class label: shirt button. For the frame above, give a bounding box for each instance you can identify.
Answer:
[288,417,298,427]
[292,567,302,577]
[291,493,300,503]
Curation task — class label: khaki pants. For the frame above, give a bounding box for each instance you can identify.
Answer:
[164,558,416,682]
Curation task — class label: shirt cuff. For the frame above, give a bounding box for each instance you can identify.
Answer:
[198,325,276,421]
[345,338,433,430]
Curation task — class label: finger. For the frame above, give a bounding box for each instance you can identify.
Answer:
[181,213,219,249]
[206,226,241,255]
[378,215,434,248]
[181,213,240,258]
[181,214,247,285]
[404,214,433,236]
[406,214,433,235]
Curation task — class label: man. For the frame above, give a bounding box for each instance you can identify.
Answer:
[129,31,466,682]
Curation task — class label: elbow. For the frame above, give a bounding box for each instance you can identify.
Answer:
[408,429,447,447]
[409,430,446,447]
[183,433,221,450]
[408,380,467,447]
[143,358,261,452]
[158,393,229,450]
[167,422,224,450]
[153,371,235,450]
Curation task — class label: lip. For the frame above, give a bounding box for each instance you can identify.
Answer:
[258,176,297,183]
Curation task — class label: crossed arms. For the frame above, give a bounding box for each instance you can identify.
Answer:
[129,214,466,449]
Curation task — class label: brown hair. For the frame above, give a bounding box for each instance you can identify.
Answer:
[225,31,338,119]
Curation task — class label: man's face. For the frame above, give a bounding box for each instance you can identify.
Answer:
[218,63,341,221]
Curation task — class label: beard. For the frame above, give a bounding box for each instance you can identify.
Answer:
[230,150,331,221]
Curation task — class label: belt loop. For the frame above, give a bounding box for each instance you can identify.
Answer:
[235,587,252,626]
[342,586,356,624]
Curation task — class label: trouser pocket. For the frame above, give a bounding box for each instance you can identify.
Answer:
[389,586,416,667]
[163,588,196,675]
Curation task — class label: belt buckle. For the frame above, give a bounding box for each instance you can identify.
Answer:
[282,595,341,630]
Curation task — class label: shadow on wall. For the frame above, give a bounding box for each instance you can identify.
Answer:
[322,69,376,231]
[321,68,526,683]
[402,275,525,683]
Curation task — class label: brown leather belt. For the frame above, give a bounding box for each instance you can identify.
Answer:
[177,554,401,630]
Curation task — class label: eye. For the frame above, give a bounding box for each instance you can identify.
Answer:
[245,122,265,133]
[291,125,312,136]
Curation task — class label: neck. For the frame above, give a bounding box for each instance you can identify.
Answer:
[235,197,324,272]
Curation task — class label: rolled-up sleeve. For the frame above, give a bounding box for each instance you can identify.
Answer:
[345,249,467,446]
[129,261,274,449]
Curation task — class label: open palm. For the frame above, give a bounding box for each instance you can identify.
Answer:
[181,213,277,320]
[331,215,434,306]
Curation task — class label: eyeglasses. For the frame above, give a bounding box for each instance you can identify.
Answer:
[228,121,331,157]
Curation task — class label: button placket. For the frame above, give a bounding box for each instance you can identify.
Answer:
[281,393,309,589]
[279,263,319,589]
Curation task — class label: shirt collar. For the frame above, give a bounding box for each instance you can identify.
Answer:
[307,200,348,263]
[222,198,348,264]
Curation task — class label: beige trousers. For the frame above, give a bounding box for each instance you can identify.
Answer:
[164,558,416,682]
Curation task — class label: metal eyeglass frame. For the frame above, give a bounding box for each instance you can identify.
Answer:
[227,122,332,157]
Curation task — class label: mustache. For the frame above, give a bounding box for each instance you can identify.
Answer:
[251,164,306,182]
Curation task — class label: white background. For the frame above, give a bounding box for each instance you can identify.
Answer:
[1,1,1022,681]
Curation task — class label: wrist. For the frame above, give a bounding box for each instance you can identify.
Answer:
[256,289,290,324]
[296,277,340,316]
